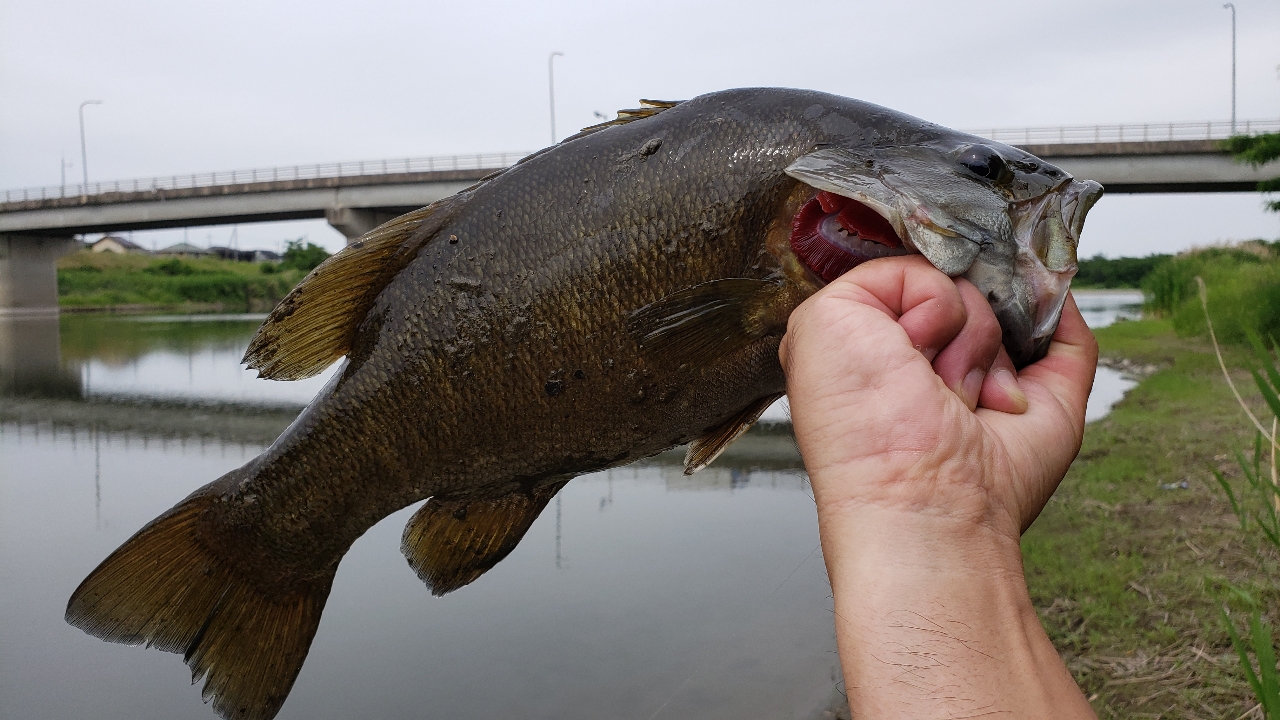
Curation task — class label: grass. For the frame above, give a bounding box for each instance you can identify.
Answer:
[56,250,309,312]
[1024,317,1279,717]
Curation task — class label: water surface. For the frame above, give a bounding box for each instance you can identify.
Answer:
[0,292,1143,719]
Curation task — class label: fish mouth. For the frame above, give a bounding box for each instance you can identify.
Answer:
[1020,179,1103,341]
[788,191,912,281]
[784,147,1103,368]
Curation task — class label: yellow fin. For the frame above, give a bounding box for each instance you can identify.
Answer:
[242,197,460,380]
[402,482,567,596]
[65,494,334,720]
[685,393,784,475]
[628,278,785,369]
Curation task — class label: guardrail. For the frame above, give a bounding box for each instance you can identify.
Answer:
[968,118,1280,147]
[1,151,531,204]
[4,118,1280,205]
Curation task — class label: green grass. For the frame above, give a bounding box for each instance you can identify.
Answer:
[56,250,310,312]
[1024,318,1279,717]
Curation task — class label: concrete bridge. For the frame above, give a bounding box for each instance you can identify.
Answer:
[1,119,1278,315]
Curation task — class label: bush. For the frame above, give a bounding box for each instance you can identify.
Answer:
[281,240,330,272]
[144,258,201,276]
[1145,242,1280,344]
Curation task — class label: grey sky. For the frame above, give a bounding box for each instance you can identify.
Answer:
[2,0,1278,256]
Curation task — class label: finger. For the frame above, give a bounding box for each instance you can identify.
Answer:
[1016,292,1098,426]
[931,279,1003,410]
[976,345,1028,414]
[821,256,968,362]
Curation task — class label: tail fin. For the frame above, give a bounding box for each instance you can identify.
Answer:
[65,495,334,720]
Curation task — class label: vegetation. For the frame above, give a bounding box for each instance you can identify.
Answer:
[1024,316,1278,717]
[280,239,331,272]
[1075,253,1171,289]
[56,250,314,312]
[1142,242,1280,345]
[1225,133,1280,213]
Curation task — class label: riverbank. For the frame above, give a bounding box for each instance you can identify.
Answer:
[1027,317,1275,717]
[55,250,313,312]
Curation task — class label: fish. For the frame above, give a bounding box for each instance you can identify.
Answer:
[65,87,1102,720]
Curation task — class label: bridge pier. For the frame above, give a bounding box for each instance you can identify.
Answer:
[0,234,78,316]
[325,207,402,244]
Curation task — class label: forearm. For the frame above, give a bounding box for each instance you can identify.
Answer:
[817,504,1096,719]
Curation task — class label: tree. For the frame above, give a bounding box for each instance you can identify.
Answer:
[1225,133,1280,213]
[281,239,331,272]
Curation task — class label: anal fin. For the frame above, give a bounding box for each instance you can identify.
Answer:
[685,393,784,475]
[401,481,567,596]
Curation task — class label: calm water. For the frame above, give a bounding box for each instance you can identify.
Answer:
[0,291,1142,720]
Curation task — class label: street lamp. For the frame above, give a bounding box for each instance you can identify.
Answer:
[1223,3,1236,134]
[548,51,564,145]
[79,100,103,197]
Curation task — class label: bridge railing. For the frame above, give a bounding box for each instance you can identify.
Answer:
[2,151,531,205]
[5,118,1280,205]
[968,118,1280,147]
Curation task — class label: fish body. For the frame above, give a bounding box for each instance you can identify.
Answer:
[66,88,1101,720]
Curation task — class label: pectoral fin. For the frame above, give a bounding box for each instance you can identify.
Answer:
[628,278,789,368]
[401,481,567,596]
[685,393,783,474]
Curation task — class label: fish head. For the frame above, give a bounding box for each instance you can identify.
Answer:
[784,137,1102,368]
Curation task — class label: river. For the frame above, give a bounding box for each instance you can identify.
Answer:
[0,290,1141,720]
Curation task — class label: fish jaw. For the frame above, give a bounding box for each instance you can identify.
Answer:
[976,178,1103,367]
[784,145,1103,368]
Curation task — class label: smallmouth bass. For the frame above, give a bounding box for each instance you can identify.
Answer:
[66,88,1101,720]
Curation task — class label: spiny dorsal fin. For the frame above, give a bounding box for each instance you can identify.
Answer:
[572,98,684,138]
[243,196,463,380]
[628,278,787,369]
[401,481,567,596]
[685,393,783,474]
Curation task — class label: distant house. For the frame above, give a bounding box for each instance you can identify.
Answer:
[157,242,213,257]
[91,236,148,254]
[210,246,282,263]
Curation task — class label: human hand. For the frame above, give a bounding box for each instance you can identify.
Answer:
[780,254,1097,541]
[780,254,1098,719]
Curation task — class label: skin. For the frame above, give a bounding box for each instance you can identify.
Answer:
[780,255,1099,718]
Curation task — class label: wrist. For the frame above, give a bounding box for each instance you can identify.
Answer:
[817,506,1094,719]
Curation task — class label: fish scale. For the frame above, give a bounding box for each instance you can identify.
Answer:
[65,87,1101,720]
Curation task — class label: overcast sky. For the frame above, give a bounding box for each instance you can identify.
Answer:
[2,0,1278,256]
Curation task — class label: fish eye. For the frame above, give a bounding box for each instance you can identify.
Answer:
[957,145,1012,185]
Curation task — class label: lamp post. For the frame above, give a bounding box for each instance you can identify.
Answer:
[79,100,103,199]
[1223,3,1236,134]
[548,52,564,145]
[60,153,73,197]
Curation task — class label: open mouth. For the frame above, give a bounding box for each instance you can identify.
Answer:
[789,191,912,282]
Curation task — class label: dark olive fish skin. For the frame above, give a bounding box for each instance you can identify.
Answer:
[65,88,1099,720]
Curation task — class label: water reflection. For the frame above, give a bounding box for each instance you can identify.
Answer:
[0,293,1147,720]
[0,422,838,720]
[0,316,81,398]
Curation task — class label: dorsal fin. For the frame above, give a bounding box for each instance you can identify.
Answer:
[401,481,568,596]
[569,99,684,139]
[685,393,783,474]
[243,196,463,380]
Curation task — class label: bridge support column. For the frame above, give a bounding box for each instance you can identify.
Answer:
[325,207,401,244]
[0,234,78,316]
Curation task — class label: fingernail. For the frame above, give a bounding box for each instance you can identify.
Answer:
[916,345,938,362]
[993,368,1028,413]
[959,368,985,410]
